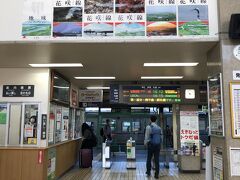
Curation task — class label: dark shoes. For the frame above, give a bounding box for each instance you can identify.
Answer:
[154,174,159,179]
[146,171,151,177]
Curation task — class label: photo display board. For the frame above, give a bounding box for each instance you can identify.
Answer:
[230,83,240,138]
[21,0,214,40]
[208,73,224,137]
[110,84,181,104]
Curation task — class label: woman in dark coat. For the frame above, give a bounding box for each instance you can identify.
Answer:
[81,123,93,149]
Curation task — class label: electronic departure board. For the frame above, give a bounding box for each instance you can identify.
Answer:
[122,86,181,104]
[110,85,181,104]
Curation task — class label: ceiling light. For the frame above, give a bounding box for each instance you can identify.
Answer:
[143,63,199,67]
[141,76,183,79]
[29,63,83,67]
[75,77,115,80]
[86,87,110,90]
[53,86,69,89]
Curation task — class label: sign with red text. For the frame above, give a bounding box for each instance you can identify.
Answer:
[180,111,200,156]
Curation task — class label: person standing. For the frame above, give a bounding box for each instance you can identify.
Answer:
[103,119,112,142]
[144,115,163,179]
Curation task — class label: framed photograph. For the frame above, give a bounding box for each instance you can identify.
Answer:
[230,83,240,138]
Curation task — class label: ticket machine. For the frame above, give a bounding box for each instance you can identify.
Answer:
[102,140,112,169]
[126,137,136,169]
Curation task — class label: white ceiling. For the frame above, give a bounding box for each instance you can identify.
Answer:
[0,42,217,88]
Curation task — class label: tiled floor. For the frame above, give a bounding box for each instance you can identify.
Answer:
[60,161,205,180]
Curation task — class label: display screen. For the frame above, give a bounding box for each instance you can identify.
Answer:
[122,85,181,104]
[51,72,70,104]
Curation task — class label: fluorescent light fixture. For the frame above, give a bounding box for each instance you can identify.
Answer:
[86,87,110,90]
[209,78,218,82]
[53,86,69,89]
[29,63,83,67]
[141,76,183,79]
[144,63,199,67]
[75,77,115,80]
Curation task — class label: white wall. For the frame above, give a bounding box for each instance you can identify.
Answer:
[0,68,50,113]
[0,68,50,147]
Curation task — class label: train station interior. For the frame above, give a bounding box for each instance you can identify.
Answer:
[0,0,240,180]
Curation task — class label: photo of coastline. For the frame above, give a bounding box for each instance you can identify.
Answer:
[85,0,114,14]
[53,22,82,37]
[84,23,113,37]
[147,6,176,22]
[116,0,144,13]
[115,22,145,36]
[54,7,82,22]
[22,21,51,36]
[178,5,209,35]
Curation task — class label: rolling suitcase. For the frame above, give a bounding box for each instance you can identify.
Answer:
[80,149,92,168]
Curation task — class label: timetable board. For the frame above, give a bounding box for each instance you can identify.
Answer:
[230,83,240,138]
[110,85,181,104]
[20,0,216,40]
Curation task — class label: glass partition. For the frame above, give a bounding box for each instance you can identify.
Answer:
[22,104,39,145]
[0,104,8,145]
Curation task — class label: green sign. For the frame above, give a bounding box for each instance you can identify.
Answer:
[0,105,7,124]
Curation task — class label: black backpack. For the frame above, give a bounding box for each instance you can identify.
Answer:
[100,127,104,137]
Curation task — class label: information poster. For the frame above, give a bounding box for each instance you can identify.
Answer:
[48,109,55,144]
[230,83,240,138]
[61,107,69,141]
[208,73,224,136]
[21,0,212,39]
[230,148,240,176]
[22,0,52,39]
[213,147,223,180]
[47,148,56,180]
[180,111,200,156]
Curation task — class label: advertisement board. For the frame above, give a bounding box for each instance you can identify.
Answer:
[20,0,218,41]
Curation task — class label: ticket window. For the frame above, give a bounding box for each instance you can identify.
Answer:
[0,103,40,146]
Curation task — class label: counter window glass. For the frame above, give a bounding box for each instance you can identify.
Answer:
[132,121,141,132]
[122,121,131,132]
[23,104,39,145]
[0,104,7,145]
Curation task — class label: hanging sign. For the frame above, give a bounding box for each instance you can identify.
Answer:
[2,85,34,97]
[79,90,103,102]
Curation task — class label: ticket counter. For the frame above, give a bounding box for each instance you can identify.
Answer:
[0,138,81,180]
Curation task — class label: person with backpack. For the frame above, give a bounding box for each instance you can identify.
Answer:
[144,115,163,179]
[102,119,112,142]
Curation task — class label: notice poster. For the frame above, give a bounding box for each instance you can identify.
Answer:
[213,147,223,180]
[180,111,200,156]
[22,0,52,38]
[53,0,83,38]
[47,148,56,180]
[146,1,177,36]
[208,73,224,136]
[230,83,240,138]
[230,148,240,176]
[0,104,7,124]
[48,112,55,144]
[61,107,69,141]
